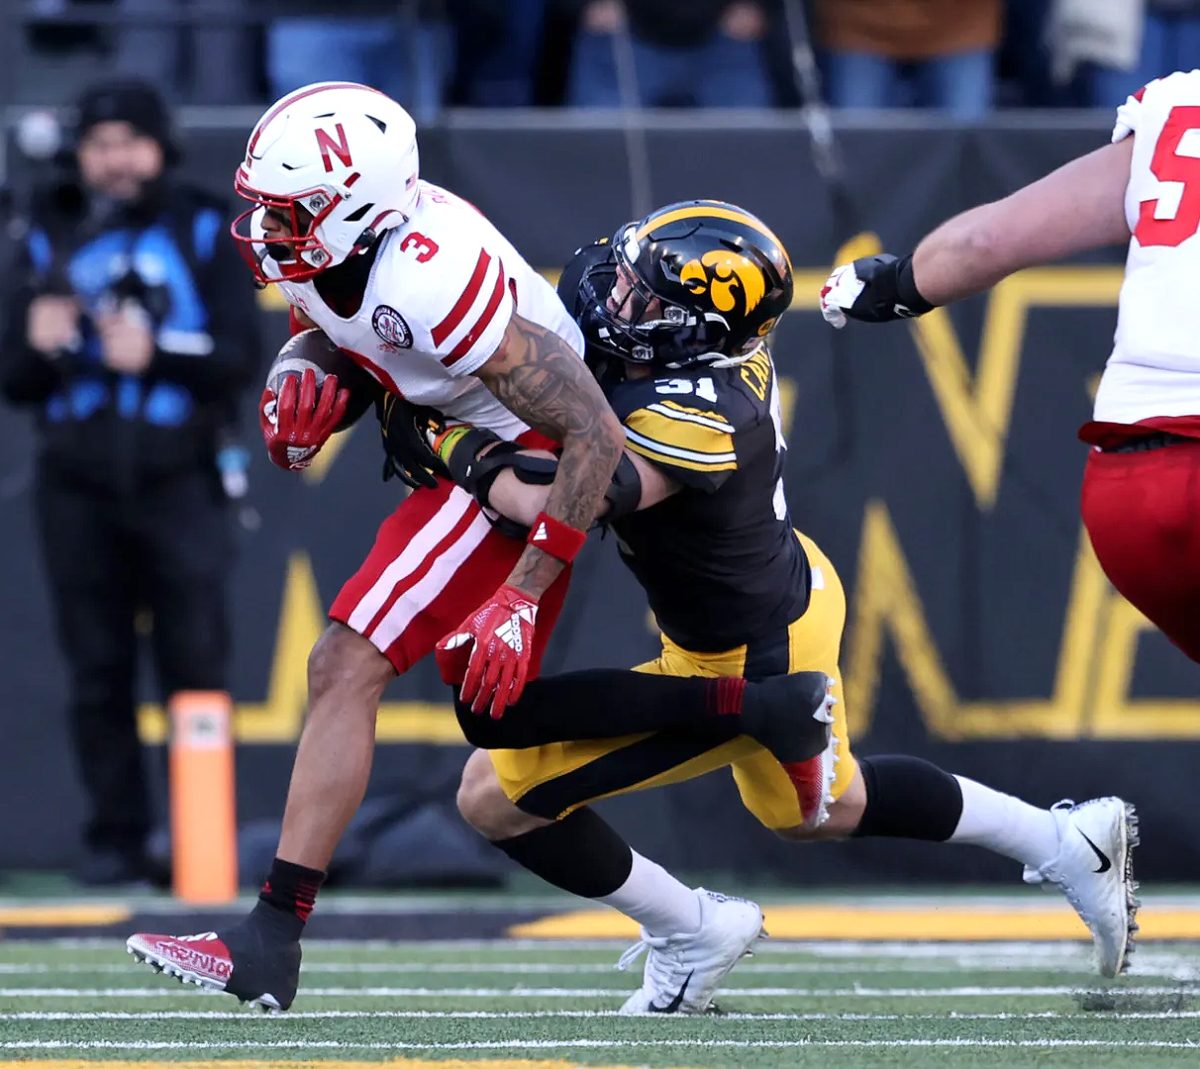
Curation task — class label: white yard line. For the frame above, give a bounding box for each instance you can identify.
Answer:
[0,984,1193,999]
[5,944,1194,964]
[6,891,1198,911]
[0,961,1136,976]
[21,936,1200,956]
[5,1009,1200,1022]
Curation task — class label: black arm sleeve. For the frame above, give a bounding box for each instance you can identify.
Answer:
[479,447,642,524]
[146,216,263,402]
[0,242,64,406]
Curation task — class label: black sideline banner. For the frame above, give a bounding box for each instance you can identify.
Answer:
[2,117,1198,882]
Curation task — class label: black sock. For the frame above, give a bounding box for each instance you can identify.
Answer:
[851,756,964,842]
[491,808,633,898]
[252,857,327,941]
[456,670,746,750]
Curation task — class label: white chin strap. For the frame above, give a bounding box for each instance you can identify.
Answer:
[686,341,764,369]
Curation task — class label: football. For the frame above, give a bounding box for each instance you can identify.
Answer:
[267,328,384,431]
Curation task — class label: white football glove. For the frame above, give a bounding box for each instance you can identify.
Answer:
[819,262,865,330]
[818,253,934,328]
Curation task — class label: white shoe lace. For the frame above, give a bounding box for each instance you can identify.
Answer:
[615,938,651,973]
[615,932,688,997]
[1022,800,1073,888]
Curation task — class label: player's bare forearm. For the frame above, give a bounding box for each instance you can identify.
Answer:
[912,139,1134,305]
[476,313,624,597]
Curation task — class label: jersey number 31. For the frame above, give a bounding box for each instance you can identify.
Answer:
[655,377,718,403]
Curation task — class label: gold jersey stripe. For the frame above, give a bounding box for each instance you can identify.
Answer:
[658,400,731,425]
[625,427,736,464]
[625,437,739,473]
[645,404,731,433]
[625,408,735,459]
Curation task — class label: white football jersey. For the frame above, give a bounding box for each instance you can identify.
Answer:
[275,180,584,440]
[1096,70,1200,423]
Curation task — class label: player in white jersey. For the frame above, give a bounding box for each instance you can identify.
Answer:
[123,82,628,1007]
[820,69,1200,666]
[271,181,582,441]
[125,79,840,1015]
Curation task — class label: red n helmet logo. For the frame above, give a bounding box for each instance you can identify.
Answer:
[315,123,353,172]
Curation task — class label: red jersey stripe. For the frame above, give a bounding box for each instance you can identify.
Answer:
[431,249,491,347]
[441,261,507,368]
[362,498,480,639]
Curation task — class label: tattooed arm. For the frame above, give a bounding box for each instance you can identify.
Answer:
[474,311,624,597]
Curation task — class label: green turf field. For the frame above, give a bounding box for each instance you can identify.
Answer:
[1,932,1199,1068]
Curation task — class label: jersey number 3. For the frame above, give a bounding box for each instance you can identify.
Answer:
[399,233,439,262]
[1136,105,1200,247]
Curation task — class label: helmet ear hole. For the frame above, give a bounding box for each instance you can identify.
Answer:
[344,201,376,224]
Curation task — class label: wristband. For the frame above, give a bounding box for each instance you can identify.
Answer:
[432,424,474,465]
[527,511,587,563]
[894,254,935,316]
[433,424,504,487]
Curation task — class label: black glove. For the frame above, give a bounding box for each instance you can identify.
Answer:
[377,393,449,490]
[819,253,935,327]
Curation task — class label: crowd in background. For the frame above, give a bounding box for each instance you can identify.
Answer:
[16,0,1200,115]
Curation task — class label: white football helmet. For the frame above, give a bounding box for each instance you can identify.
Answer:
[232,81,420,283]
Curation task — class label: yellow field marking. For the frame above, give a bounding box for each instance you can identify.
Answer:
[511,904,1200,942]
[42,1060,681,1069]
[0,905,131,928]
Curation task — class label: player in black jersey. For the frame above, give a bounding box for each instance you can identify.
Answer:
[389,201,1138,1009]
[570,253,808,655]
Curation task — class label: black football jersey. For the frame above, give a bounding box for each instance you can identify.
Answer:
[560,242,811,652]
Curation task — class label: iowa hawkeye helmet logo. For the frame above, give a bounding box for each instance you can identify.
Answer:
[680,250,767,315]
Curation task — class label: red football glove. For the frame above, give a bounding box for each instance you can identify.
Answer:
[260,368,350,472]
[436,584,539,719]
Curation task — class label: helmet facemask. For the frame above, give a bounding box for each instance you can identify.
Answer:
[580,224,736,370]
[231,177,347,284]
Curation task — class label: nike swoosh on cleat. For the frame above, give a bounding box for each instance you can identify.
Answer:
[1079,830,1112,874]
[649,970,694,1014]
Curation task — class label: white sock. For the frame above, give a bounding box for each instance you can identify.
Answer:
[597,850,702,937]
[949,776,1061,869]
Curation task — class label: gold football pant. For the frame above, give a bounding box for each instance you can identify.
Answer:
[487,533,858,831]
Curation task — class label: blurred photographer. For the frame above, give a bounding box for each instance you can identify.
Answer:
[0,80,260,886]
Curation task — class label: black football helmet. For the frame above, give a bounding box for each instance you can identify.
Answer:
[579,199,793,369]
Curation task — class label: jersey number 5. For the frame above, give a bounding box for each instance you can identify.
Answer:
[1136,105,1200,247]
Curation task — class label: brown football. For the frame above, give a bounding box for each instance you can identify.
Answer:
[267,328,384,431]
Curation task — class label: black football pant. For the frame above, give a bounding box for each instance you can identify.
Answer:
[35,467,231,856]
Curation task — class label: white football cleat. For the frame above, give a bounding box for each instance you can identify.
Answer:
[615,888,764,1015]
[1022,797,1140,977]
